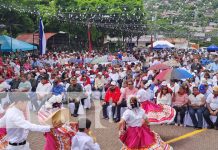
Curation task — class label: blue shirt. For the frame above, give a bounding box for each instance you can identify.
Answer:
[199,84,206,94]
[118,53,122,59]
[32,61,43,68]
[52,84,65,96]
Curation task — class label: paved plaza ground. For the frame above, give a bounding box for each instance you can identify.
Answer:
[28,104,218,150]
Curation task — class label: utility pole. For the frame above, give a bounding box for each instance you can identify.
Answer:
[87,21,92,53]
[151,11,157,41]
[10,25,12,52]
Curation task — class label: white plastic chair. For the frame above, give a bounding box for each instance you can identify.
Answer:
[184,111,217,128]
[84,84,92,109]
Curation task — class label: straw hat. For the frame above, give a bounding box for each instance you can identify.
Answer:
[213,86,218,92]
[38,107,70,126]
[38,95,70,126]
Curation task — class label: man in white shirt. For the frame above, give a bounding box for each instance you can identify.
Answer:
[94,72,106,90]
[109,69,119,82]
[0,75,11,92]
[209,59,218,72]
[192,72,200,86]
[167,80,180,94]
[94,72,106,100]
[59,55,66,65]
[203,86,218,129]
[35,76,52,111]
[212,73,218,86]
[0,92,50,150]
[118,68,127,87]
[72,118,100,150]
[119,68,126,80]
[14,63,21,75]
[15,74,31,92]
[188,87,206,129]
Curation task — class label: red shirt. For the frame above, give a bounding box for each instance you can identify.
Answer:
[104,86,121,103]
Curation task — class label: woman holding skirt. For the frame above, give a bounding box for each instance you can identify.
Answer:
[137,81,176,125]
[119,96,173,150]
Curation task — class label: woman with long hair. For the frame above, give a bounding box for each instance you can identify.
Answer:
[182,82,191,95]
[156,85,172,106]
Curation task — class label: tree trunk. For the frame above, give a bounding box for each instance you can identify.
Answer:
[137,35,140,46]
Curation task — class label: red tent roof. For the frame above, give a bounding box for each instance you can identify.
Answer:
[16,33,56,45]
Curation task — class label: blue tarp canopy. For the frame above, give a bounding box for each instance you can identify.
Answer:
[0,35,37,52]
[207,44,218,52]
[153,44,171,50]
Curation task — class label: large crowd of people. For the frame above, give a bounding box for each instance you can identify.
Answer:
[0,48,217,149]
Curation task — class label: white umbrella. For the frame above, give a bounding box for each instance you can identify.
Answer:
[153,40,175,48]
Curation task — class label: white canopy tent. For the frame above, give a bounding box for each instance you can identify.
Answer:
[148,40,175,48]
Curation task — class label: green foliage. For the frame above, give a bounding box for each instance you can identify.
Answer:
[0,7,34,36]
[1,0,218,49]
[0,0,146,49]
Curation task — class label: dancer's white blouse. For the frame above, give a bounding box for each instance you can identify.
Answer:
[122,108,147,127]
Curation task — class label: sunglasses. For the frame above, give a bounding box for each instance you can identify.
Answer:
[162,88,168,90]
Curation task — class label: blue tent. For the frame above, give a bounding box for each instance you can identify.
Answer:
[0,35,37,52]
[153,44,171,50]
[207,44,218,52]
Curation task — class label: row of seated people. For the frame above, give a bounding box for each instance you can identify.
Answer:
[100,80,218,130]
[1,73,218,130]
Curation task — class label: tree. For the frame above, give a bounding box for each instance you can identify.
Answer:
[54,0,146,49]
[0,6,35,36]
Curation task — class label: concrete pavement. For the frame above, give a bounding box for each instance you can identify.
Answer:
[28,108,218,150]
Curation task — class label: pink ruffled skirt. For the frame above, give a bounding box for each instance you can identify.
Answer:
[141,101,176,124]
[120,125,172,150]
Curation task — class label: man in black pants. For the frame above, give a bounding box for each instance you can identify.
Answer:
[203,86,218,130]
[102,81,121,121]
[67,77,85,117]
